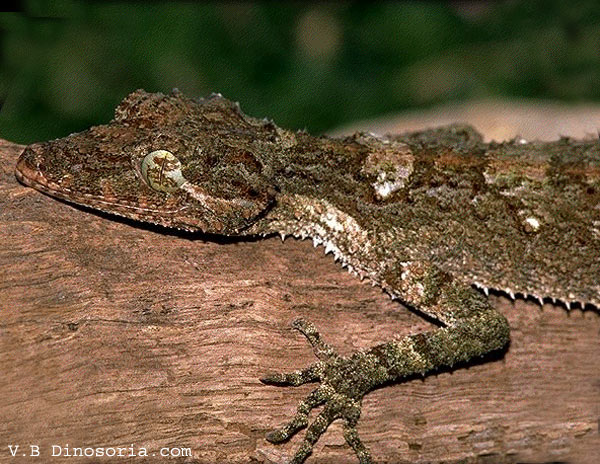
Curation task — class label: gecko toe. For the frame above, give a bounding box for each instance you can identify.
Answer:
[265,385,331,443]
[291,318,339,361]
[260,361,323,386]
[342,406,372,464]
[262,320,374,463]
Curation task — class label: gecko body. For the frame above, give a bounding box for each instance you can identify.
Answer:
[15,90,600,463]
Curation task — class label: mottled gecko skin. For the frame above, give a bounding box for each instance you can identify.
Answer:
[15,90,600,463]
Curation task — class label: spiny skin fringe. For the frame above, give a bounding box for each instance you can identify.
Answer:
[262,263,510,464]
[264,234,592,464]
[307,237,588,311]
[15,91,599,464]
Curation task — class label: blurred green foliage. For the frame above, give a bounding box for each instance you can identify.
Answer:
[2,0,600,143]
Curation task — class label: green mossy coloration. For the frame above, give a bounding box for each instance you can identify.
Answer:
[421,266,451,307]
[15,90,598,464]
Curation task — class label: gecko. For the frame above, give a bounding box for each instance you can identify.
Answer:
[14,89,600,464]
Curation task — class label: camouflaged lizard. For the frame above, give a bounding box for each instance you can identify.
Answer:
[15,90,600,464]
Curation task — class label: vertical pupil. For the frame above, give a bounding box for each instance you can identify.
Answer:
[158,157,167,185]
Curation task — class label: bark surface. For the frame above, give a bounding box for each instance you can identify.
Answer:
[1,129,599,463]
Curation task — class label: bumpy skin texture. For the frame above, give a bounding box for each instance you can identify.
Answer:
[15,90,600,463]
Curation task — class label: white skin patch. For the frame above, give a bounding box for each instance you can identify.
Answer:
[361,143,414,201]
[318,201,367,242]
[372,168,411,199]
[523,216,541,233]
[525,217,540,229]
[593,221,600,240]
[323,211,345,233]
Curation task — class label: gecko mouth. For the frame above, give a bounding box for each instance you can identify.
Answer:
[15,145,89,203]
[15,144,188,216]
[15,144,230,233]
[15,146,47,190]
[15,148,108,209]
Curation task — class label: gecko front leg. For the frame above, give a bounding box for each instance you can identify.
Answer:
[13,90,598,464]
[261,318,375,463]
[261,262,510,464]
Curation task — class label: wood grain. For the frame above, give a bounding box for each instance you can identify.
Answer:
[1,131,598,463]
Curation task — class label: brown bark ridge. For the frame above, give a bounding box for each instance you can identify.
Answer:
[1,132,599,463]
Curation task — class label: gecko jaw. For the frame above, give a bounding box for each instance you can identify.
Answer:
[15,148,208,232]
[16,153,185,215]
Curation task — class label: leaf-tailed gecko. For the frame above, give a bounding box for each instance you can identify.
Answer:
[15,90,600,463]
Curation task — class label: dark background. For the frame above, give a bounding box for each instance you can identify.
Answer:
[2,0,600,144]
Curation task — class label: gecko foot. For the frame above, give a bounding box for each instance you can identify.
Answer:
[260,319,374,464]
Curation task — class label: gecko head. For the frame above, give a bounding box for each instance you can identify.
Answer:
[16,89,281,234]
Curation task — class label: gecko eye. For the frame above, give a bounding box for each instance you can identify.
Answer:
[141,150,187,193]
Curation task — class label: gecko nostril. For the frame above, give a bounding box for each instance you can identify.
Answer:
[15,148,43,184]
